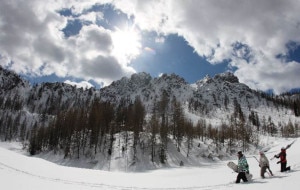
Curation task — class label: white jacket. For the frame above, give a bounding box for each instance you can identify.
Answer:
[259,154,269,167]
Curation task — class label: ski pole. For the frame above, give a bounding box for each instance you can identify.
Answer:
[253,156,271,176]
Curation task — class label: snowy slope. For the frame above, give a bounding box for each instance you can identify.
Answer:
[1,137,299,190]
[1,66,299,128]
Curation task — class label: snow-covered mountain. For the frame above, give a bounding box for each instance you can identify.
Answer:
[0,65,296,113]
[1,65,299,134]
[1,66,300,171]
[99,71,299,129]
[0,66,30,97]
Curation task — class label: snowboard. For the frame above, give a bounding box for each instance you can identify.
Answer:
[227,161,238,172]
[227,161,253,181]
[246,173,253,181]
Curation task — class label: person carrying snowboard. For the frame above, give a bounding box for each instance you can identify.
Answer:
[236,151,249,183]
[274,147,290,172]
[259,151,273,178]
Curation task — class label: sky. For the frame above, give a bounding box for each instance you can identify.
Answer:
[1,137,300,190]
[0,0,300,93]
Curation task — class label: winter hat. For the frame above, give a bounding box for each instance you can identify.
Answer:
[237,151,243,155]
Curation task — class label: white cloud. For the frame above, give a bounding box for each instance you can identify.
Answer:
[111,0,300,93]
[0,0,136,87]
[64,80,94,89]
[0,0,67,75]
[232,55,300,94]
[1,0,300,93]
[74,25,113,57]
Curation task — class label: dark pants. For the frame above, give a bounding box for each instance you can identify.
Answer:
[261,166,273,177]
[236,172,248,183]
[281,162,290,172]
[281,162,286,172]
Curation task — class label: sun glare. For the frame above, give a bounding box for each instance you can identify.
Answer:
[111,26,142,63]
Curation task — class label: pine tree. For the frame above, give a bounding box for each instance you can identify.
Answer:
[88,99,101,155]
[294,100,300,117]
[29,122,38,155]
[131,96,145,161]
[149,103,159,162]
[171,97,184,151]
[20,119,27,148]
[158,90,169,163]
[185,120,194,157]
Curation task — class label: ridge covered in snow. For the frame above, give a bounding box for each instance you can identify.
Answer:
[0,66,300,172]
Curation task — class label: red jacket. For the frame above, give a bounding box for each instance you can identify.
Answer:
[276,149,287,163]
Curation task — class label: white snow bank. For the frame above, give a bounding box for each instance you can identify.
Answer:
[1,138,300,190]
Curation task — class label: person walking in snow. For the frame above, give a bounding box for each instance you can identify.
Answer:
[274,147,290,172]
[236,151,249,183]
[259,151,273,178]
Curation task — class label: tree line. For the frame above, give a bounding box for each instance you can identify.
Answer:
[25,91,299,164]
[1,81,300,164]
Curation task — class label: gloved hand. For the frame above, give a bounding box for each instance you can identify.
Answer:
[277,161,281,164]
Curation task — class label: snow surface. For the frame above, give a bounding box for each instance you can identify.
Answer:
[1,138,300,190]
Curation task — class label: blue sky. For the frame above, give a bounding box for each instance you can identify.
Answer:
[0,1,300,93]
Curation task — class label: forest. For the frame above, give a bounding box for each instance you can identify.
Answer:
[1,90,298,164]
[1,69,300,164]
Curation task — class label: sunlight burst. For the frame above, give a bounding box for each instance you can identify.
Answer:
[111,25,142,64]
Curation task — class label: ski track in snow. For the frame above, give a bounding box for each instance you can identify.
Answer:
[0,160,236,190]
[4,156,298,190]
[1,138,300,190]
[0,161,132,190]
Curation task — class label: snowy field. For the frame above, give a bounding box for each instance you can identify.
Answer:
[1,138,300,190]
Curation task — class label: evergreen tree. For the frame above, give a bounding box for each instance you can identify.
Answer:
[171,97,184,151]
[149,103,159,162]
[185,120,194,157]
[20,119,27,148]
[88,99,101,155]
[131,96,145,161]
[158,90,169,163]
[29,122,38,155]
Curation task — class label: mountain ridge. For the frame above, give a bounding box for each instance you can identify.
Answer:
[0,66,300,171]
[0,66,299,121]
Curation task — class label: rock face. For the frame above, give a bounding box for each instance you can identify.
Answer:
[0,66,299,128]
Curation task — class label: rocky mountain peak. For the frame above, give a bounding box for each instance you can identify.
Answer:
[155,73,187,86]
[214,72,239,83]
[0,66,29,93]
